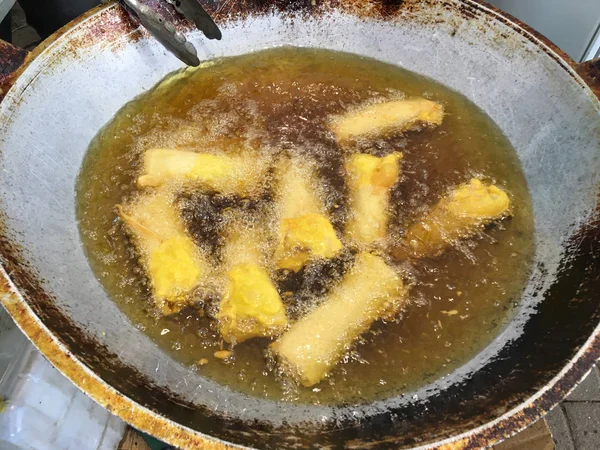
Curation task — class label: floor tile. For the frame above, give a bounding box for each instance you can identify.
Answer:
[563,402,600,450]
[566,366,600,402]
[547,405,576,450]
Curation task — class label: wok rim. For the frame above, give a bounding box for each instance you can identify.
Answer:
[0,1,598,449]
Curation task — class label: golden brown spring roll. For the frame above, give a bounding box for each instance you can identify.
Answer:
[217,218,287,344]
[137,148,267,196]
[271,252,407,387]
[345,152,403,245]
[118,190,211,315]
[330,98,444,143]
[404,178,510,258]
[273,159,343,272]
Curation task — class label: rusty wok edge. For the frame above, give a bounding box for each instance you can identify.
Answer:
[0,0,599,449]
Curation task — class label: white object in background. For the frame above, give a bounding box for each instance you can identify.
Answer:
[0,306,126,450]
[488,0,600,62]
[0,0,16,24]
[583,25,600,60]
[0,305,31,402]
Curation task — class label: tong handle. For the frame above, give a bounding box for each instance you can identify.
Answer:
[122,0,221,67]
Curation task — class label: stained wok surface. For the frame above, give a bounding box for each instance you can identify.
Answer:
[0,1,598,449]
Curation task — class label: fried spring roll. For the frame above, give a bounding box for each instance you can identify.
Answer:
[273,159,343,272]
[404,178,510,258]
[217,221,287,344]
[330,98,444,143]
[118,190,210,315]
[271,252,407,387]
[346,152,403,245]
[275,158,324,219]
[137,148,267,196]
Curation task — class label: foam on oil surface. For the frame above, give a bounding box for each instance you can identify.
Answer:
[76,47,534,405]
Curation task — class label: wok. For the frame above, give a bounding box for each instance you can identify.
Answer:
[0,1,599,448]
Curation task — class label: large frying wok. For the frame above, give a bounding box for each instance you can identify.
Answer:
[0,1,599,448]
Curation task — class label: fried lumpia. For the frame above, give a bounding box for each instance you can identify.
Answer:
[403,178,510,258]
[137,148,267,196]
[346,152,403,245]
[273,159,343,272]
[118,190,211,315]
[330,98,444,143]
[271,252,407,387]
[217,219,287,343]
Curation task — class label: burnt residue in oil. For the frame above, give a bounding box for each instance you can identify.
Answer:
[276,250,353,320]
[75,47,535,405]
[180,192,270,258]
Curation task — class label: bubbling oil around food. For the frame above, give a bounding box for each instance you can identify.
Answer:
[76,47,534,405]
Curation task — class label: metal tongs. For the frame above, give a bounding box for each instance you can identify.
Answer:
[121,0,222,66]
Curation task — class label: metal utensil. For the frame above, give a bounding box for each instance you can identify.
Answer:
[167,0,222,40]
[121,0,221,66]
